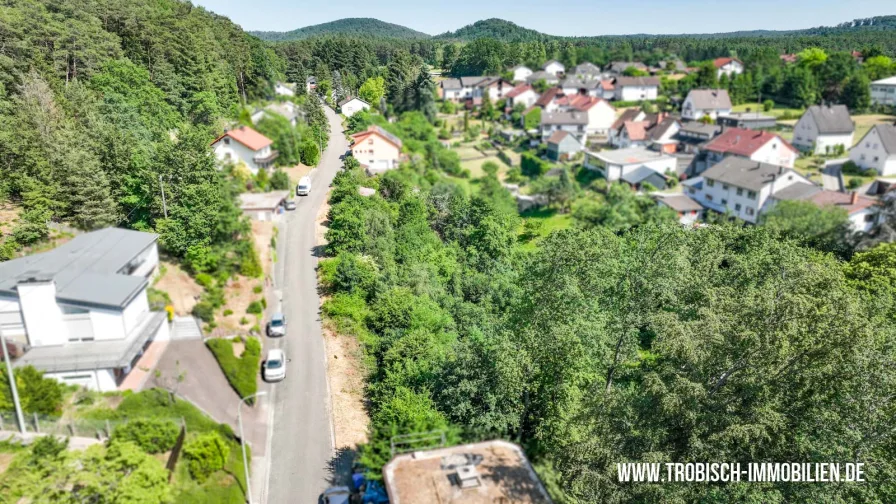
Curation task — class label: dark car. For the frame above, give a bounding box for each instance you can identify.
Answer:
[284,200,297,211]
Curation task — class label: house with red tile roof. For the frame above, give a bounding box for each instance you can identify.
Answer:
[350,126,403,175]
[211,125,278,173]
[554,94,617,136]
[504,84,540,110]
[804,191,877,232]
[713,57,744,79]
[702,127,798,171]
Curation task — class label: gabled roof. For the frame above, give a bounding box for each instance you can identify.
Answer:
[212,126,273,151]
[547,130,581,146]
[561,77,587,89]
[804,105,854,135]
[622,165,668,185]
[713,57,742,68]
[702,157,804,191]
[772,182,823,201]
[440,78,462,90]
[704,127,798,157]
[612,109,645,130]
[686,89,732,110]
[505,84,536,98]
[808,190,877,214]
[535,87,563,107]
[459,76,494,87]
[526,71,559,83]
[554,94,607,111]
[541,110,588,126]
[658,194,703,212]
[866,124,896,154]
[350,125,403,149]
[574,62,601,74]
[623,121,648,141]
[615,76,661,87]
[338,96,370,107]
[650,117,680,141]
[600,79,615,91]
[543,59,564,69]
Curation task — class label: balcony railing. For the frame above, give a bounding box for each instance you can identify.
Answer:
[254,150,279,164]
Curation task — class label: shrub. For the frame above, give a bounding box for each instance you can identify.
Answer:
[848,178,863,189]
[1,365,64,416]
[183,431,230,482]
[842,160,864,175]
[521,152,550,177]
[239,317,249,325]
[112,419,179,454]
[260,297,267,309]
[252,285,263,294]
[192,302,215,323]
[223,309,233,316]
[763,99,775,112]
[246,301,263,314]
[194,273,214,289]
[333,253,378,297]
[29,435,68,464]
[269,170,290,190]
[239,245,263,278]
[147,288,172,310]
[206,337,261,402]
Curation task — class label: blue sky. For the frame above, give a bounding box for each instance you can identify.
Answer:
[193,0,894,36]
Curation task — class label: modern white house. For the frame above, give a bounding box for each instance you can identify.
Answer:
[0,228,168,391]
[870,76,896,106]
[338,97,371,118]
[681,89,732,121]
[791,105,855,155]
[584,147,677,184]
[511,65,533,83]
[540,110,589,143]
[211,126,278,174]
[614,76,660,101]
[274,81,295,97]
[350,125,403,174]
[543,60,565,76]
[849,124,896,175]
[683,157,815,223]
[713,57,744,79]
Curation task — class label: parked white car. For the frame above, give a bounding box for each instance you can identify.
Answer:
[296,176,311,196]
[263,348,287,382]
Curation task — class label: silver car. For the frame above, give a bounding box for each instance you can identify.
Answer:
[266,312,287,337]
[263,349,287,382]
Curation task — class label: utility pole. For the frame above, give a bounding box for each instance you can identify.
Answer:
[159,175,168,219]
[0,326,26,433]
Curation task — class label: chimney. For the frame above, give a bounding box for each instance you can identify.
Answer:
[239,125,246,131]
[850,191,859,205]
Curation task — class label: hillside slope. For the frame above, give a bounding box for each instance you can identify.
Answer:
[434,18,549,41]
[252,17,431,41]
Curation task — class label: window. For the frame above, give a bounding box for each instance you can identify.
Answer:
[688,188,695,195]
[861,154,866,160]
[747,191,757,199]
[746,207,755,216]
[722,184,729,190]
[721,199,728,205]
[874,157,880,162]
[706,194,713,202]
[735,203,742,211]
[736,188,743,196]
[788,175,793,180]
[865,214,876,222]
[368,139,374,145]
[706,179,715,187]
[796,136,802,141]
[873,144,879,149]
[224,138,230,145]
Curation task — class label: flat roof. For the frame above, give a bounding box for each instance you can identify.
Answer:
[239,191,290,211]
[383,440,552,504]
[0,228,156,309]
[591,147,672,165]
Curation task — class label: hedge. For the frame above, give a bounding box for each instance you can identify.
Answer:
[206,337,261,403]
[182,431,230,482]
[111,418,179,454]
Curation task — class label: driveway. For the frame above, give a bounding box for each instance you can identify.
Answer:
[263,105,348,503]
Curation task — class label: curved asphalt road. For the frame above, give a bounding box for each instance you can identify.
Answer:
[265,105,348,503]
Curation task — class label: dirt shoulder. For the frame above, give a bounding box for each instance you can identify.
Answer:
[316,189,370,450]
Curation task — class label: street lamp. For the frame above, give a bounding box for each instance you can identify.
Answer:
[0,326,25,433]
[238,391,267,504]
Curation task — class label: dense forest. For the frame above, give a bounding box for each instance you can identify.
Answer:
[0,0,283,273]
[320,109,896,503]
[251,18,431,42]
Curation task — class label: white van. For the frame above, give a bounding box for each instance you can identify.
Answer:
[296,176,311,196]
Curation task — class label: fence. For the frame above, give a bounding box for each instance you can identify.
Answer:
[0,411,186,441]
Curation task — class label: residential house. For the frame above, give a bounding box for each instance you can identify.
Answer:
[251,101,302,127]
[657,59,688,73]
[614,76,660,101]
[531,87,564,113]
[609,111,679,150]
[504,84,540,111]
[477,77,514,102]
[511,65,533,83]
[561,78,587,96]
[655,194,704,225]
[0,228,168,391]
[871,76,896,106]
[849,124,896,175]
[305,76,317,94]
[683,157,814,223]
[597,80,615,100]
[239,191,290,222]
[584,147,677,187]
[713,57,744,79]
[804,191,878,232]
[574,62,601,80]
[700,127,799,172]
[544,60,565,76]
[526,71,560,86]
[607,62,648,75]
[274,81,295,97]
[339,97,371,118]
[211,126,278,173]
[681,89,732,121]
[350,125,403,174]
[554,94,616,136]
[792,105,855,155]
[717,112,777,130]
[439,78,464,101]
[382,440,552,504]
[676,121,722,154]
[546,131,584,161]
[540,110,589,143]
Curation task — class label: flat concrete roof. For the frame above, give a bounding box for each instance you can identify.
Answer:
[383,440,552,504]
[239,191,290,211]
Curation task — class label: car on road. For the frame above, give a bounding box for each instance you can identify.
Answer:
[321,487,351,504]
[266,312,287,337]
[296,176,311,196]
[283,199,296,211]
[263,348,287,382]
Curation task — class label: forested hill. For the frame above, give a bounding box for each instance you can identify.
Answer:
[251,18,431,41]
[434,18,550,42]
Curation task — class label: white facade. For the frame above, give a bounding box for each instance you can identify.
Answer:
[211,136,273,174]
[442,87,464,101]
[871,76,896,106]
[849,126,896,175]
[792,113,854,155]
[681,95,731,121]
[544,61,565,76]
[512,66,533,83]
[274,82,295,97]
[706,137,798,169]
[716,60,744,79]
[584,150,677,182]
[686,170,813,224]
[541,123,588,143]
[340,98,370,118]
[616,84,658,101]
[583,101,617,136]
[849,207,877,233]
[509,89,539,109]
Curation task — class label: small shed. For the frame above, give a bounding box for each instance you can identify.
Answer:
[239,191,290,221]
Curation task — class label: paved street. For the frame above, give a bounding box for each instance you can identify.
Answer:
[263,105,348,503]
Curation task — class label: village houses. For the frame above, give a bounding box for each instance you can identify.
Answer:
[849,124,896,175]
[504,84,540,110]
[695,127,799,174]
[540,110,588,144]
[511,65,533,83]
[613,76,660,101]
[543,60,565,76]
[573,62,601,80]
[682,89,732,121]
[713,57,744,79]
[792,105,855,155]
[339,97,371,117]
[211,125,278,173]
[350,125,403,175]
[870,76,896,106]
[584,146,677,189]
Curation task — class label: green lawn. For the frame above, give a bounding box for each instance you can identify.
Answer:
[731,103,803,119]
[518,207,574,250]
